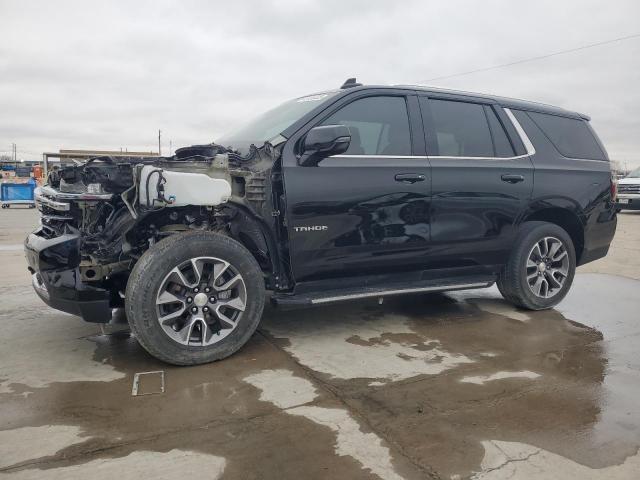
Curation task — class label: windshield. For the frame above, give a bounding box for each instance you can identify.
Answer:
[217,91,339,151]
[626,167,640,178]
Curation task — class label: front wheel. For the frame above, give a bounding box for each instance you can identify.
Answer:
[126,231,265,365]
[497,222,576,310]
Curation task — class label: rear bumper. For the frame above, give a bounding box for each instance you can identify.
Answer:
[578,211,617,266]
[24,229,113,323]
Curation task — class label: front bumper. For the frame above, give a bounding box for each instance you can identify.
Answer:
[24,229,113,323]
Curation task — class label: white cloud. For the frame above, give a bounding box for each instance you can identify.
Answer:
[1,0,639,166]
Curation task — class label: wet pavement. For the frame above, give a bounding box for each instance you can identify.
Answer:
[1,209,640,479]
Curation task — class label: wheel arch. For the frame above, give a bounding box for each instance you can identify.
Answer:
[521,205,585,262]
[132,202,286,290]
[222,201,286,289]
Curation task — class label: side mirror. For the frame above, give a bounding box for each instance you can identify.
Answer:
[299,125,351,166]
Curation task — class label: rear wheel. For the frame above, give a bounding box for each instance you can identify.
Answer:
[497,222,576,310]
[126,231,265,365]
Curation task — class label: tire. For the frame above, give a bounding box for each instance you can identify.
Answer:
[497,221,576,310]
[126,231,265,365]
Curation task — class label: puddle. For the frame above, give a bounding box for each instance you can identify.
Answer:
[557,274,639,339]
[244,369,406,480]
[287,406,406,480]
[2,273,639,479]
[470,299,531,322]
[3,449,226,480]
[0,286,129,394]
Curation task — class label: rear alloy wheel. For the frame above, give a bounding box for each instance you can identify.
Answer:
[126,231,265,365]
[498,222,576,310]
[525,237,570,299]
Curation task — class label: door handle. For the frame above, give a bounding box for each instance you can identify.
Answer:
[501,174,525,184]
[395,173,426,184]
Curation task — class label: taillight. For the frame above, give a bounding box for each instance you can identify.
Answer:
[611,177,617,202]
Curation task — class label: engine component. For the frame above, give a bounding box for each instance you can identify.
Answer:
[138,165,232,208]
[175,144,227,159]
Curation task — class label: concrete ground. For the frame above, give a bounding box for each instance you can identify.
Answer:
[1,208,639,480]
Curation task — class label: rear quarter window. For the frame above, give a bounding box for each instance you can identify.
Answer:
[527,111,606,160]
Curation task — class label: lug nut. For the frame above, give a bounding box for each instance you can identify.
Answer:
[186,297,193,304]
[191,306,198,313]
[209,297,217,304]
[193,287,199,293]
[204,287,211,293]
[203,306,209,313]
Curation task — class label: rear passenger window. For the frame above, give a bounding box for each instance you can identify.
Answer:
[485,107,515,157]
[527,111,605,160]
[321,96,411,156]
[428,99,494,157]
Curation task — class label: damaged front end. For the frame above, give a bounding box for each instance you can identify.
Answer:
[25,143,282,322]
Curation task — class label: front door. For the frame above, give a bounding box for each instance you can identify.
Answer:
[282,93,432,283]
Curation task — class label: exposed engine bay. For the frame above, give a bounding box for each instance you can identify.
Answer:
[33,142,283,297]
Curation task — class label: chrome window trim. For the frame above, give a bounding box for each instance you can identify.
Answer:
[331,154,529,161]
[428,154,529,161]
[332,154,429,159]
[504,108,536,156]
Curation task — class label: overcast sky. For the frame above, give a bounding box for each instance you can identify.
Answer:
[1,0,639,168]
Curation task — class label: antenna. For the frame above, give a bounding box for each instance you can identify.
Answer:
[340,78,362,89]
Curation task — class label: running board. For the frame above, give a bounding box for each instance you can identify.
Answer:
[271,276,495,308]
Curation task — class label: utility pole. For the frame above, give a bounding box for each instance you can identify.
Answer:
[158,129,162,156]
[169,140,172,156]
[12,143,16,162]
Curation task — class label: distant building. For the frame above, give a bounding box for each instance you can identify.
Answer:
[41,149,159,175]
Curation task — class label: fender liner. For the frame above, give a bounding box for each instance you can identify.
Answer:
[224,201,287,290]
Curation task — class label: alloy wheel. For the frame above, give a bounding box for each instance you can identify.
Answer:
[155,256,247,346]
[525,236,569,299]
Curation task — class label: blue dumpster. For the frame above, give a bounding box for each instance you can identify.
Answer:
[1,178,37,208]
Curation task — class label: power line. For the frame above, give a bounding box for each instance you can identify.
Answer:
[421,32,640,83]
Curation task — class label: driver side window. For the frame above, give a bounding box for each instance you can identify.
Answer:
[321,96,412,156]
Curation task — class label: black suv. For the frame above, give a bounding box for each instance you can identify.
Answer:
[25,79,617,365]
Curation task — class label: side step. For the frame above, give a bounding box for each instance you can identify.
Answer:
[271,275,495,308]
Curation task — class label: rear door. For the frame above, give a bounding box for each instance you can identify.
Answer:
[419,95,533,267]
[282,92,432,283]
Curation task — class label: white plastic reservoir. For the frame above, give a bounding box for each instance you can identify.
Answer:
[138,165,232,207]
